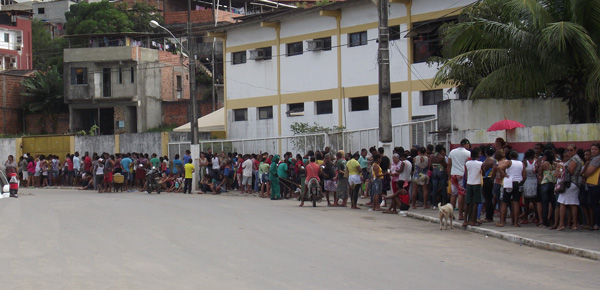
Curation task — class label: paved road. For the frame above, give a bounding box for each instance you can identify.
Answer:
[0,189,597,289]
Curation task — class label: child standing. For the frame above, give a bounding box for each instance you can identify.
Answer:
[183,158,195,194]
[464,148,483,227]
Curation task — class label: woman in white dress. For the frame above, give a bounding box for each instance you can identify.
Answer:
[556,145,583,231]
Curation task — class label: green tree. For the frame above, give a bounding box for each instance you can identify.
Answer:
[124,2,165,33]
[31,19,67,71]
[21,67,67,133]
[65,0,134,35]
[432,0,600,123]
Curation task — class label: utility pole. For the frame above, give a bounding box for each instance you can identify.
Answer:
[188,0,198,144]
[212,0,217,112]
[378,0,392,143]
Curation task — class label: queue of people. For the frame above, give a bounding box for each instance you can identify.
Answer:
[4,140,600,232]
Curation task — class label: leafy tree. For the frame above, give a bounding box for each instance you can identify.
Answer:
[65,0,134,35]
[31,19,67,71]
[289,122,344,153]
[432,0,600,123]
[124,2,165,33]
[21,67,67,133]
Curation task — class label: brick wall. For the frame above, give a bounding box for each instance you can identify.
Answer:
[165,9,241,25]
[0,72,31,134]
[114,106,127,134]
[0,109,22,134]
[159,50,189,101]
[161,100,224,127]
[162,100,188,126]
[25,113,69,135]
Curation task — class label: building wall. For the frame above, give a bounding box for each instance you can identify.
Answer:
[223,0,471,140]
[437,98,570,132]
[0,15,32,70]
[162,100,188,126]
[32,0,74,24]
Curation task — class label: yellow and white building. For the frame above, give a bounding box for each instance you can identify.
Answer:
[213,0,472,145]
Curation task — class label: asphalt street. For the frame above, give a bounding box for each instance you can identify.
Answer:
[0,188,597,289]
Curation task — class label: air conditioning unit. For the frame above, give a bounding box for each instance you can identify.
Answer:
[16,36,22,44]
[306,39,325,51]
[9,63,16,68]
[248,48,268,60]
[10,59,16,63]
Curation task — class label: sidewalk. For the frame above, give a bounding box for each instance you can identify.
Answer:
[404,206,600,261]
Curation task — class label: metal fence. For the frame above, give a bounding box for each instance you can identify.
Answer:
[170,119,438,156]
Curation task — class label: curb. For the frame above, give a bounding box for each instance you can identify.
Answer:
[405,212,600,261]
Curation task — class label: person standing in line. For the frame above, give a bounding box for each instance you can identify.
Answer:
[447,139,471,220]
[269,155,281,200]
[496,151,526,227]
[464,148,483,227]
[582,143,600,230]
[334,151,348,207]
[65,154,74,186]
[252,154,260,193]
[72,152,81,186]
[183,158,195,194]
[481,146,496,223]
[183,150,192,165]
[211,153,221,180]
[19,155,28,188]
[150,153,160,168]
[347,152,363,209]
[199,152,208,185]
[241,154,254,194]
[121,153,133,191]
[358,149,369,199]
[172,154,183,177]
[322,154,338,207]
[4,154,17,175]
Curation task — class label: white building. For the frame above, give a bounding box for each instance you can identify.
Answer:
[213,0,472,148]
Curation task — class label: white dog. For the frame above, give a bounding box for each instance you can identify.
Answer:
[438,202,454,230]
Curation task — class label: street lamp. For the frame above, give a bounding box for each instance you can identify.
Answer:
[149,20,198,145]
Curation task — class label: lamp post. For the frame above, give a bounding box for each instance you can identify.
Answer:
[150,20,198,145]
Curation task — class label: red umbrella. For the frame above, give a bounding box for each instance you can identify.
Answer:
[487,119,525,132]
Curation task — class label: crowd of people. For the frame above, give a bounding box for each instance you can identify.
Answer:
[3,139,600,231]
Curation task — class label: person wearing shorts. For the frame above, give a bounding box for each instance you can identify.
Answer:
[447,139,471,220]
[241,155,253,194]
[464,148,483,226]
[347,153,362,209]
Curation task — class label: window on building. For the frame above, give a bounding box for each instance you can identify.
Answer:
[287,103,304,117]
[37,8,45,14]
[102,68,111,97]
[176,75,182,99]
[350,96,369,111]
[308,37,332,51]
[234,108,248,121]
[408,17,457,63]
[232,51,246,64]
[249,47,272,60]
[389,25,401,40]
[118,67,123,84]
[70,67,88,85]
[287,42,303,56]
[391,93,402,108]
[258,106,273,120]
[315,100,333,115]
[130,66,135,83]
[3,33,8,43]
[422,90,444,105]
[349,31,368,47]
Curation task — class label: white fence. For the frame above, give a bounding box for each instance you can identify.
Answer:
[172,119,438,156]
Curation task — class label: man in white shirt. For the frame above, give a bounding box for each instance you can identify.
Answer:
[241,155,254,194]
[447,138,471,220]
[73,152,81,185]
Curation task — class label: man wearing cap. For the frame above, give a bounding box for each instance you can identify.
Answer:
[447,138,471,220]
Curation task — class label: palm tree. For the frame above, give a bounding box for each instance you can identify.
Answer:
[21,66,67,133]
[432,0,600,123]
